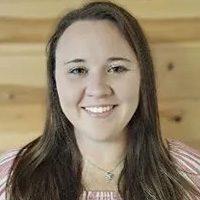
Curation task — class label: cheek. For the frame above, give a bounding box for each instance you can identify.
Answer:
[116,75,140,103]
[55,73,83,108]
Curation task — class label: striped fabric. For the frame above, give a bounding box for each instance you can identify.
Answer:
[0,149,19,200]
[0,140,199,200]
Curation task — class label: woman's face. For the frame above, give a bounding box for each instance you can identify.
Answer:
[55,20,140,142]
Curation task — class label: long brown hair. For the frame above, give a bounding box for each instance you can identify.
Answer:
[6,1,199,200]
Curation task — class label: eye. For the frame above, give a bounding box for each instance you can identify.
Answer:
[108,66,128,73]
[68,67,88,75]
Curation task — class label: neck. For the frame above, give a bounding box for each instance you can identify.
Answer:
[75,132,127,170]
[75,132,127,191]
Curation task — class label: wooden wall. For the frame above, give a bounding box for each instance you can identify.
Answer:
[0,0,200,153]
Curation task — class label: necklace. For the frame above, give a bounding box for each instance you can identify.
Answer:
[84,157,125,181]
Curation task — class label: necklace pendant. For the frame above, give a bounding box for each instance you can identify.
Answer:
[105,172,114,180]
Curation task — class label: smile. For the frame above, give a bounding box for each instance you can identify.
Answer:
[84,105,114,113]
[82,105,117,118]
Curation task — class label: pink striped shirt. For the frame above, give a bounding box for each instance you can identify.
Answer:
[0,140,199,200]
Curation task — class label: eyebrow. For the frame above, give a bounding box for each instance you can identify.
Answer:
[64,57,132,65]
[108,57,131,63]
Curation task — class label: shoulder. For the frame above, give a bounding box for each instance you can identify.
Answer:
[167,140,200,191]
[167,140,200,174]
[0,149,19,200]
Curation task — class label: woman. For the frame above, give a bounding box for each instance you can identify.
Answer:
[0,1,199,200]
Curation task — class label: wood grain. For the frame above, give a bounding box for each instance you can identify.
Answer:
[1,17,200,43]
[0,0,200,19]
[0,96,200,152]
[0,52,46,87]
[152,43,200,100]
[1,0,200,152]
[1,42,199,98]
[160,99,200,150]
[0,132,40,153]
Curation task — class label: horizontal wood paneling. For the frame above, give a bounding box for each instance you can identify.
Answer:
[0,103,44,133]
[1,94,200,151]
[1,17,200,43]
[0,43,45,55]
[160,99,200,150]
[1,0,200,43]
[0,0,200,153]
[0,0,200,19]
[0,132,40,153]
[0,42,200,152]
[0,54,46,87]
[0,85,46,104]
[1,42,200,98]
[152,43,200,100]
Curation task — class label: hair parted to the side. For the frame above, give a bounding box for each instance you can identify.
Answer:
[6,1,200,200]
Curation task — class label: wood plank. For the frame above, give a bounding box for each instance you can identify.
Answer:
[141,18,200,43]
[159,99,200,150]
[152,43,200,100]
[0,42,200,151]
[0,85,46,104]
[0,43,45,56]
[0,103,45,140]
[1,17,200,43]
[0,53,46,87]
[0,132,40,154]
[1,85,199,141]
[0,17,55,43]
[1,42,200,99]
[0,0,200,19]
[1,0,200,153]
[0,98,200,152]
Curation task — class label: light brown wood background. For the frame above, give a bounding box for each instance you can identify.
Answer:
[0,0,200,153]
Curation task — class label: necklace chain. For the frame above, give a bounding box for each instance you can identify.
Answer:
[84,157,125,181]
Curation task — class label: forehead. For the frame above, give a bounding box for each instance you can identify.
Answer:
[56,20,136,62]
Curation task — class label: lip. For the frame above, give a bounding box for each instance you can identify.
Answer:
[82,105,117,118]
[81,104,117,108]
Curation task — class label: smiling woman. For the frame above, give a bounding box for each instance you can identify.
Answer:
[0,1,200,200]
[55,20,140,143]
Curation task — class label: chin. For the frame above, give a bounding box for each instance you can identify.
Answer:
[86,131,122,142]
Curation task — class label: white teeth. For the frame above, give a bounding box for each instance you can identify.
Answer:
[84,106,114,113]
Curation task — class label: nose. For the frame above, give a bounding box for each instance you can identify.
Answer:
[85,73,113,98]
